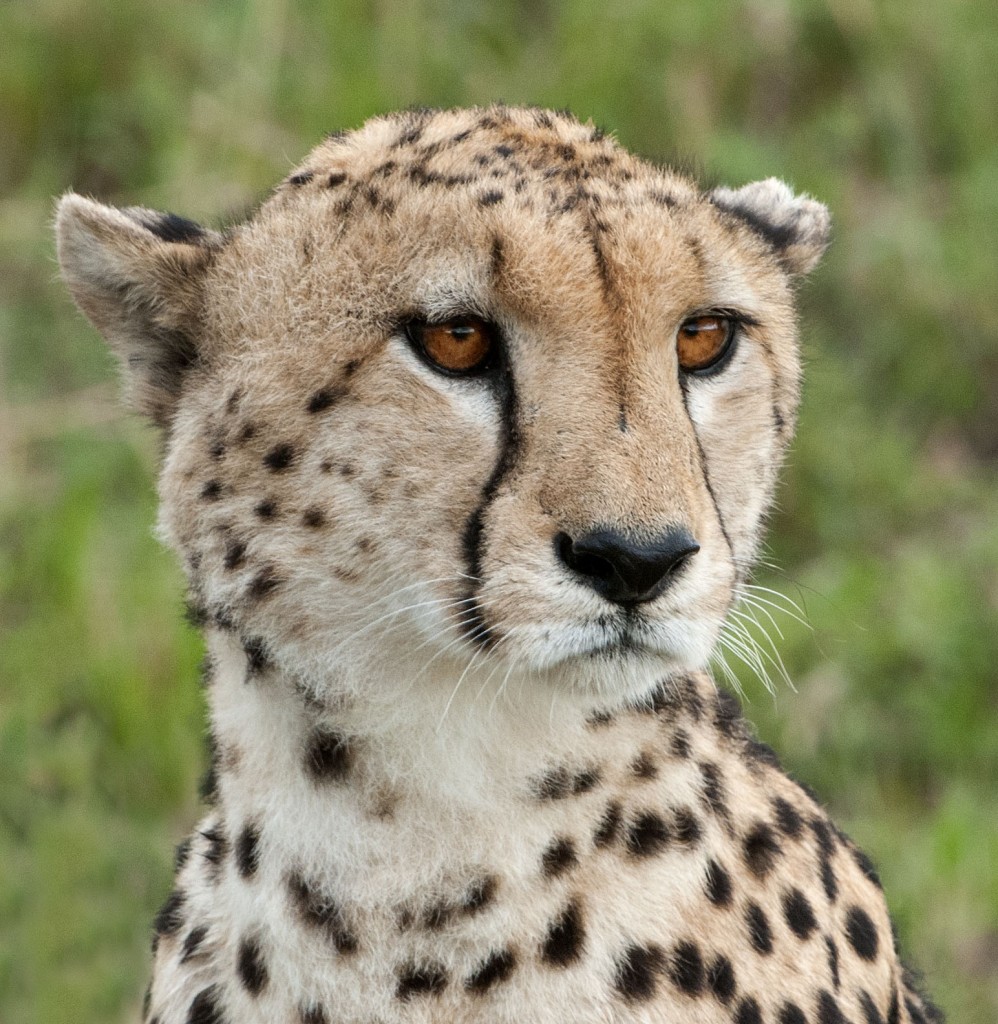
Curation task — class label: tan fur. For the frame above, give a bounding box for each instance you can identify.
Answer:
[56,106,939,1024]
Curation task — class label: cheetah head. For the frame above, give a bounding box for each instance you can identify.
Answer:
[56,107,829,713]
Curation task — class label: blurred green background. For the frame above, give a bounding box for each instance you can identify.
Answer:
[1,1,996,1020]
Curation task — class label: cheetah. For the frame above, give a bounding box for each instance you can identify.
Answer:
[56,105,942,1024]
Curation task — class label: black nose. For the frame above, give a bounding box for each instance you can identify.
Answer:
[554,527,700,606]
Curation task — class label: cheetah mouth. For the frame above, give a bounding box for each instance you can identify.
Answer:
[552,610,706,669]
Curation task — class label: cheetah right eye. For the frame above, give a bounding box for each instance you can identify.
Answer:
[405,317,497,376]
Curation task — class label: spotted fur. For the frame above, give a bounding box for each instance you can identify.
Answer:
[56,105,941,1023]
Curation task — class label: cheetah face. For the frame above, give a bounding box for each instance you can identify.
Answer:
[57,107,829,710]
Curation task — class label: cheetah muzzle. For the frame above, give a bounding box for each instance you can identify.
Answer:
[56,105,942,1024]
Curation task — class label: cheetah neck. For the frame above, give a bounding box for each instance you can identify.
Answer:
[202,627,677,893]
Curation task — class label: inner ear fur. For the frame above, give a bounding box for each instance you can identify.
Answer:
[55,193,223,428]
[709,178,831,277]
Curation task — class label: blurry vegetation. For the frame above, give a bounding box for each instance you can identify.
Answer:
[1,1,996,1020]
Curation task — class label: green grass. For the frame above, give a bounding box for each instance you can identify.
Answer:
[2,2,996,1020]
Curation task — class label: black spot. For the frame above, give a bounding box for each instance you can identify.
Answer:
[825,935,840,989]
[248,566,282,600]
[534,766,571,800]
[288,171,314,186]
[746,902,773,955]
[743,821,782,878]
[780,1004,809,1024]
[199,732,220,804]
[860,990,886,1024]
[649,189,678,207]
[423,876,497,933]
[465,948,517,993]
[744,738,782,769]
[713,689,742,737]
[237,935,269,995]
[594,800,622,847]
[186,986,225,1024]
[851,846,883,889]
[223,540,246,570]
[200,824,227,875]
[572,766,602,793]
[845,906,879,961]
[154,889,185,936]
[489,235,505,279]
[810,817,837,857]
[773,796,805,837]
[184,600,209,629]
[396,963,447,1000]
[181,924,208,962]
[706,954,736,1003]
[288,872,357,953]
[774,405,787,432]
[614,943,665,1002]
[298,1005,328,1024]
[478,189,504,207]
[200,480,222,501]
[670,728,692,758]
[422,895,466,931]
[783,888,818,939]
[241,635,269,675]
[541,899,585,966]
[904,997,926,1024]
[236,822,260,879]
[626,811,671,857]
[821,857,839,902]
[326,171,347,188]
[394,123,425,147]
[667,940,704,995]
[542,837,577,878]
[673,807,703,846]
[141,212,207,244]
[900,964,943,1024]
[302,507,326,529]
[630,751,657,778]
[699,761,729,818]
[254,499,278,520]
[209,439,226,460]
[817,990,847,1024]
[263,443,296,472]
[238,421,257,442]
[174,836,193,871]
[305,728,352,782]
[307,387,345,413]
[462,875,497,913]
[735,996,764,1024]
[705,859,733,907]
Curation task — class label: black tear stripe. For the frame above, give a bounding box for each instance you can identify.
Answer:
[678,383,735,561]
[458,346,520,648]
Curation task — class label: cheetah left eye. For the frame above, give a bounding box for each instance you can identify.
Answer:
[405,316,497,376]
[676,315,736,375]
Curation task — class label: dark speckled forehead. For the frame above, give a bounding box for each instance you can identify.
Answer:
[271,105,700,225]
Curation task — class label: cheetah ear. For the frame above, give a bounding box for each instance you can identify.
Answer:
[55,192,223,428]
[709,178,831,276]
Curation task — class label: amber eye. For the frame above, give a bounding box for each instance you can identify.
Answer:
[408,316,496,375]
[676,315,736,374]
